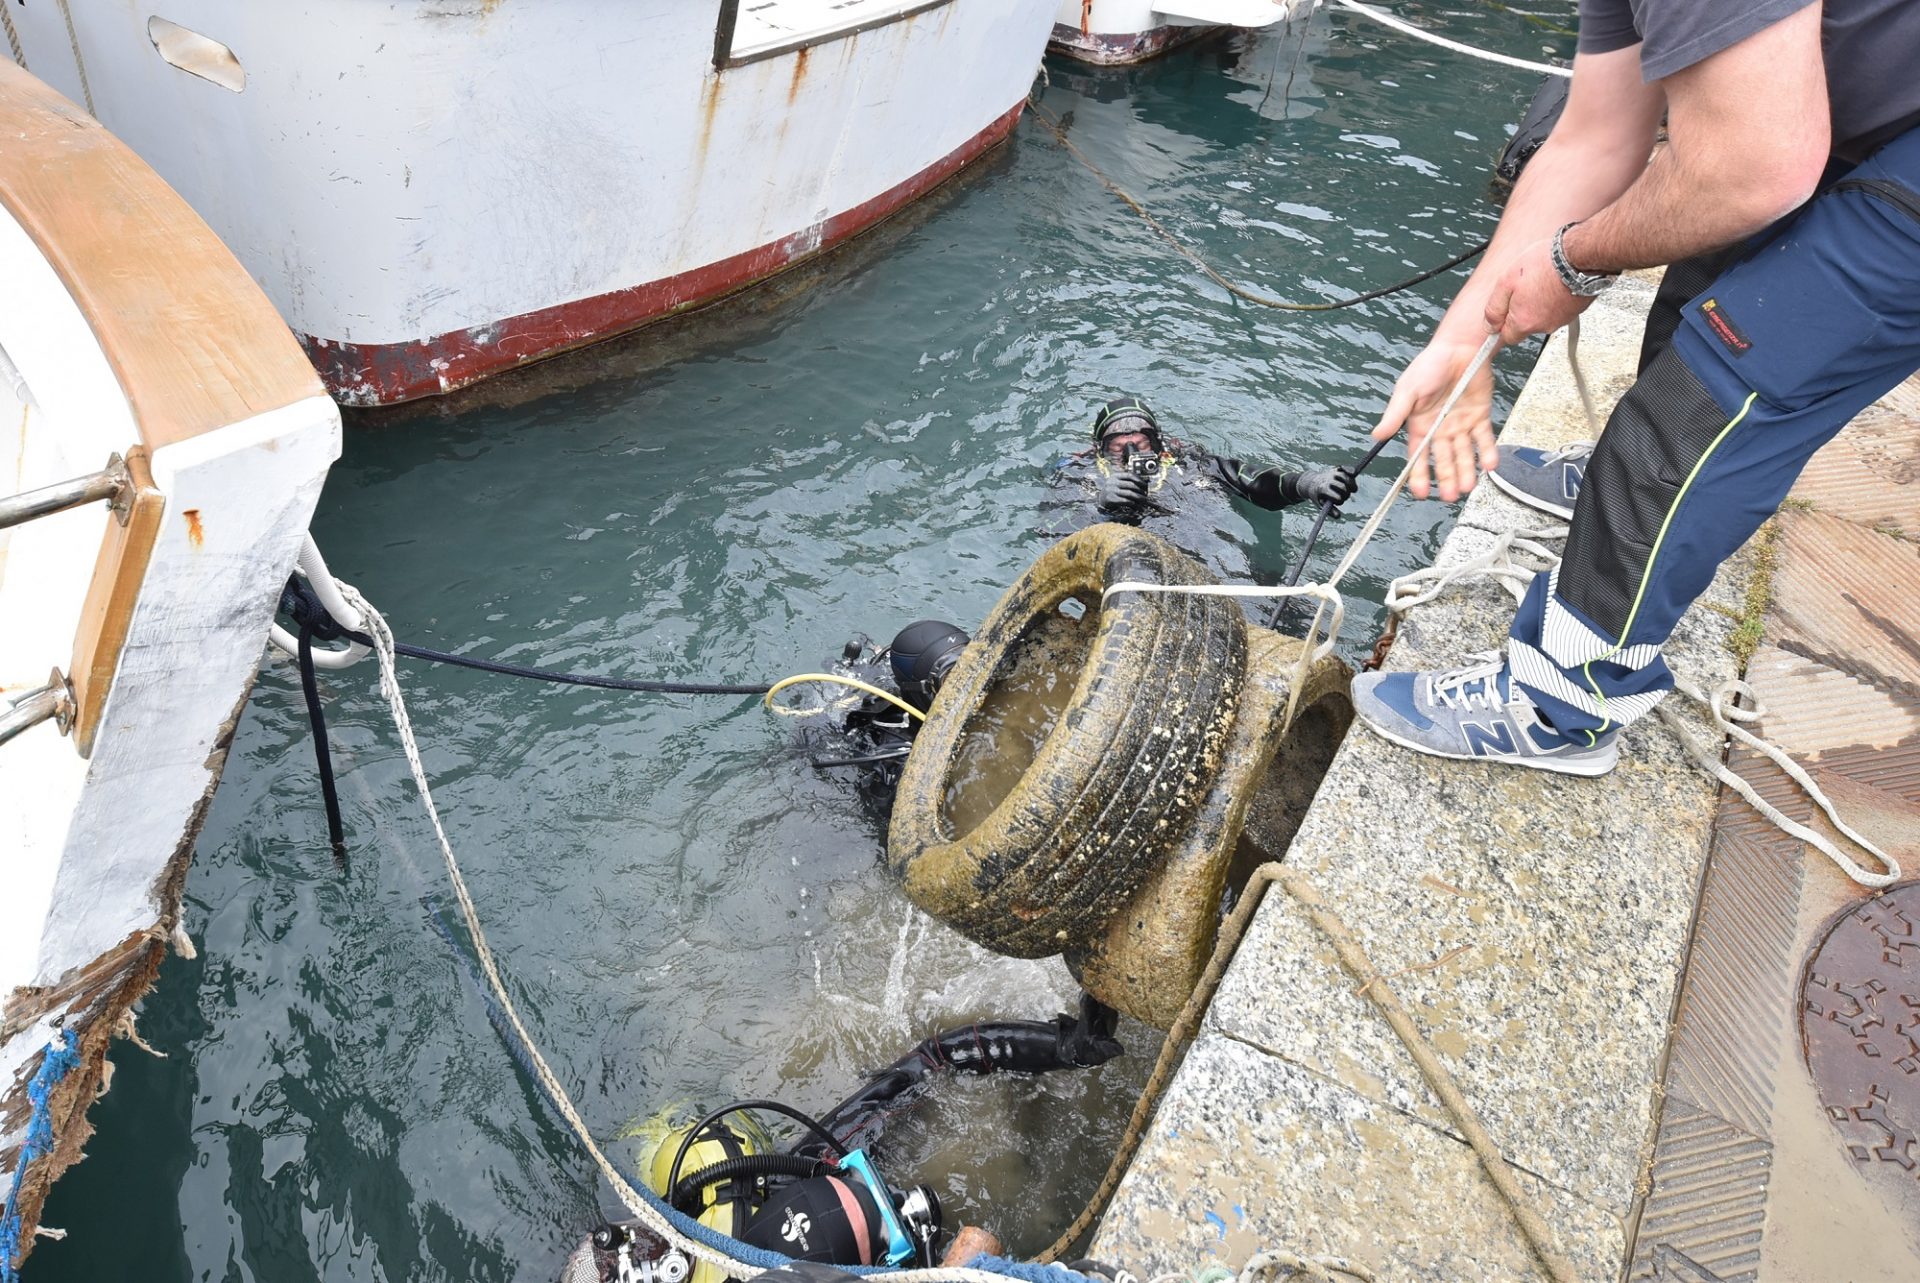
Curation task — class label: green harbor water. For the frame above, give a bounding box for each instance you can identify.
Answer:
[34,6,1574,1279]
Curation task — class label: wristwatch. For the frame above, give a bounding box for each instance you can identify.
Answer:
[1551,221,1617,297]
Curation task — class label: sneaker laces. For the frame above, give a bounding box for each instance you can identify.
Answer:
[1428,650,1512,712]
[1542,441,1595,465]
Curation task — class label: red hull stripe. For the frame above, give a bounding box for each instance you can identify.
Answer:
[301,99,1027,406]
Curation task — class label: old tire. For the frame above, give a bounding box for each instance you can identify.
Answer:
[886,523,1247,958]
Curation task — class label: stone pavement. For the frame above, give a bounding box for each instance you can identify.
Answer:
[1089,275,1920,1280]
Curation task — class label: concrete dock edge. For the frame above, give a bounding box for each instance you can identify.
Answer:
[1090,274,1761,1281]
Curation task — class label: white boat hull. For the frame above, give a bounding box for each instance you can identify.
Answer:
[6,0,1057,405]
[1049,0,1302,65]
[0,66,338,1265]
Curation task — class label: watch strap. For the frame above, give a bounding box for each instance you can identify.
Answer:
[1551,221,1617,297]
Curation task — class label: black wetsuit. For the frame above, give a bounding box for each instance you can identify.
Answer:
[1040,438,1311,589]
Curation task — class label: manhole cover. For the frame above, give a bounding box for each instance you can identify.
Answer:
[1803,881,1920,1196]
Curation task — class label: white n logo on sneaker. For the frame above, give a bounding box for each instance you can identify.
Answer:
[1462,720,1517,757]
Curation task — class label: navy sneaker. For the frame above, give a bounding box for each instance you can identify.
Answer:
[1488,440,1592,519]
[1351,651,1619,776]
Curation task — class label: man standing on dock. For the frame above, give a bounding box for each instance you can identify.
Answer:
[1353,0,1920,775]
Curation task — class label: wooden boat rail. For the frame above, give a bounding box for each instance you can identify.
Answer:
[0,61,325,755]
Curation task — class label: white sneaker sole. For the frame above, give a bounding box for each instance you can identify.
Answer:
[1356,711,1619,777]
[1488,469,1575,521]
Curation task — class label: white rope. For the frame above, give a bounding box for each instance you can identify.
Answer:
[1658,681,1901,887]
[53,0,93,115]
[1,1,26,70]
[1328,0,1571,79]
[267,535,372,670]
[1102,581,1346,664]
[332,578,1121,1283]
[1381,525,1902,889]
[1102,334,1500,735]
[1383,526,1565,616]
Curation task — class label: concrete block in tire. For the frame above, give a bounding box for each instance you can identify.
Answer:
[886,524,1246,958]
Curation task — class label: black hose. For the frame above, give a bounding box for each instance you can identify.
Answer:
[296,625,349,865]
[282,574,771,695]
[669,1154,837,1214]
[799,1000,1123,1159]
[809,746,913,770]
[666,1100,847,1202]
[1264,432,1397,630]
[379,639,771,695]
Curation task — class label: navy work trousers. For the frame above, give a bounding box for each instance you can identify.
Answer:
[1507,124,1920,737]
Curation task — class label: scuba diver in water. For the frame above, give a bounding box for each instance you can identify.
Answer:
[1043,395,1358,591]
[571,996,1122,1282]
[800,619,971,821]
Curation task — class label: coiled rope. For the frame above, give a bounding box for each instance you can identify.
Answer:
[1371,522,1902,888]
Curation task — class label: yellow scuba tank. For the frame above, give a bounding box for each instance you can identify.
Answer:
[645,1118,770,1283]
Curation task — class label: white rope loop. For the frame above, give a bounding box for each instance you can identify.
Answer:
[1101,580,1346,664]
[1383,526,1566,617]
[1380,514,1901,889]
[1661,679,1902,887]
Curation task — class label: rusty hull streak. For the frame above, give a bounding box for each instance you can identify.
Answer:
[182,507,204,547]
[787,45,809,106]
[301,99,1028,405]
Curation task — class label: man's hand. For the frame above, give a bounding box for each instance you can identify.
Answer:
[1096,470,1146,512]
[1371,336,1501,501]
[1484,236,1596,345]
[1294,464,1358,514]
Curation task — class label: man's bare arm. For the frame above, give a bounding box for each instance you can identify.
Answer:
[1372,45,1661,498]
[1429,46,1664,347]
[1563,4,1830,274]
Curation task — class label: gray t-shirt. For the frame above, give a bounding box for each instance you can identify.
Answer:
[1578,0,1920,159]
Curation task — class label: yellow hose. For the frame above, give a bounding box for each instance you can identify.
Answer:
[762,673,926,722]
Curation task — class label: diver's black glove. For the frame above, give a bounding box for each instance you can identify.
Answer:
[1096,470,1147,513]
[1053,993,1124,1068]
[1292,464,1357,515]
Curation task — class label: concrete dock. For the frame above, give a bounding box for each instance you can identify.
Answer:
[1089,276,1920,1280]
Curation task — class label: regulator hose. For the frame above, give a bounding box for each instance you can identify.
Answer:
[666,1101,847,1203]
[670,1154,839,1214]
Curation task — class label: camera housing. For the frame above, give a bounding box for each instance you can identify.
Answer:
[1123,446,1161,479]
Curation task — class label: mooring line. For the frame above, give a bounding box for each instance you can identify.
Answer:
[1026,101,1488,315]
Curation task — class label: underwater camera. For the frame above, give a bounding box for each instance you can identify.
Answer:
[1122,446,1160,480]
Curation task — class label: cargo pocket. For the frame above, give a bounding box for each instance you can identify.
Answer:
[1681,174,1920,413]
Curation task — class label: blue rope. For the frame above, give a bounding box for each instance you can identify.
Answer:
[0,1033,80,1283]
